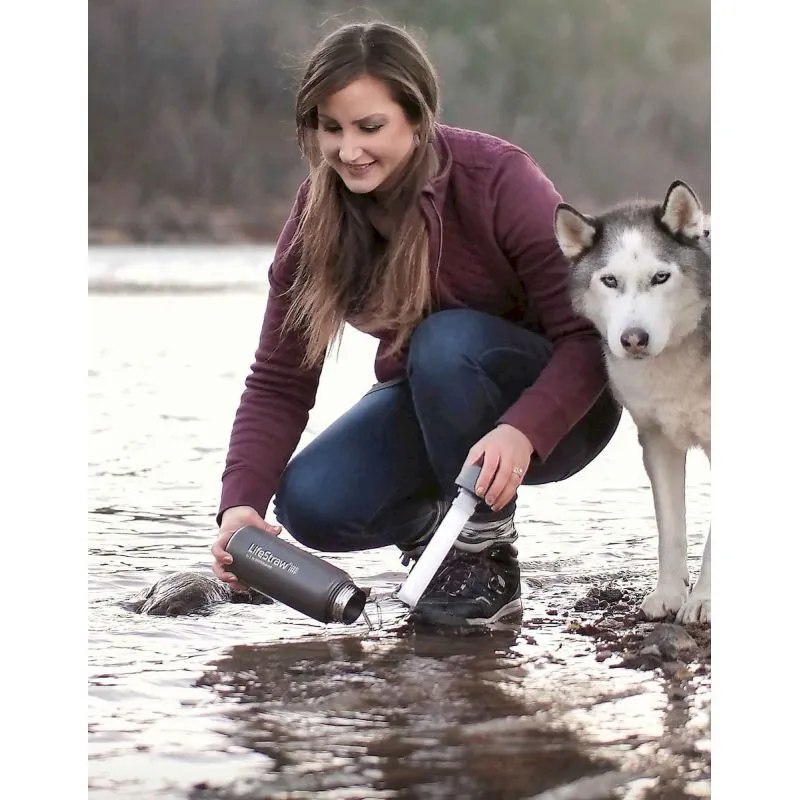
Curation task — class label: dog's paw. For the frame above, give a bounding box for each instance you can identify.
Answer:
[676,592,710,624]
[640,586,688,620]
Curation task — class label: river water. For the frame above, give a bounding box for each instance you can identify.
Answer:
[88,245,711,799]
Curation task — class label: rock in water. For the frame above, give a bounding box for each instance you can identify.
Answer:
[121,571,273,616]
[639,623,698,662]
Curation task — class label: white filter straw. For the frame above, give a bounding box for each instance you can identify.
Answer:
[395,488,479,608]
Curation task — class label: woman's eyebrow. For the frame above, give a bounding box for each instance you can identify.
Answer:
[318,112,389,125]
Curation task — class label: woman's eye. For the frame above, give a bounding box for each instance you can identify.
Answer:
[361,125,383,134]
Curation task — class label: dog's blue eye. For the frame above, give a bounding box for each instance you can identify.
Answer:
[652,271,671,286]
[600,275,618,289]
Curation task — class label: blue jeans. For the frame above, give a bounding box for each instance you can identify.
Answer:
[274,309,621,553]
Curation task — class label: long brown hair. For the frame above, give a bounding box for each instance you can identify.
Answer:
[282,22,440,367]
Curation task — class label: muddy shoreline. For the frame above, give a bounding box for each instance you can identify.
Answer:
[565,585,710,675]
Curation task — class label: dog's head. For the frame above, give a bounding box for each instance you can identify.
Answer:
[554,180,711,359]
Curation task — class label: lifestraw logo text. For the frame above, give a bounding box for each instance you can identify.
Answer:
[246,543,300,575]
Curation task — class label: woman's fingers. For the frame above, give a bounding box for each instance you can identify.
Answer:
[475,449,499,499]
[484,459,516,510]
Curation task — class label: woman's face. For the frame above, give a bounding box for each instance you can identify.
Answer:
[316,75,417,194]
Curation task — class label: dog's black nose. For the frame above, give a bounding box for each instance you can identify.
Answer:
[620,327,649,354]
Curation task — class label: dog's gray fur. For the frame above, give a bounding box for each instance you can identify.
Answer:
[554,180,711,624]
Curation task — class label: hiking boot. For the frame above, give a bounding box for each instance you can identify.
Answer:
[454,508,518,552]
[408,541,522,626]
[397,503,522,626]
[398,502,518,562]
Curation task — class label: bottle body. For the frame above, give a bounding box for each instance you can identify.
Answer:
[225,526,367,625]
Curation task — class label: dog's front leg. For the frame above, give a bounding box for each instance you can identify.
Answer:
[677,444,711,623]
[638,426,690,619]
[677,530,710,623]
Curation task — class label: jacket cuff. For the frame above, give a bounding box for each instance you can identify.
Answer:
[217,469,271,526]
[498,398,568,463]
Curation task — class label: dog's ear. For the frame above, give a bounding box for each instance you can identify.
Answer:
[660,180,706,239]
[554,204,598,260]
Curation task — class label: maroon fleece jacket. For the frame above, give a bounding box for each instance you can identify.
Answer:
[218,124,607,520]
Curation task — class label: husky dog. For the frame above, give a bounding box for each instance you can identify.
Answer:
[554,181,711,624]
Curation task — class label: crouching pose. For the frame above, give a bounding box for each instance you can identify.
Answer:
[211,21,621,626]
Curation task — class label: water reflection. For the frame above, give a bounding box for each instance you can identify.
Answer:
[193,631,626,799]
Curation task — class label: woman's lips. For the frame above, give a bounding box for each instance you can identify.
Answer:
[343,161,376,177]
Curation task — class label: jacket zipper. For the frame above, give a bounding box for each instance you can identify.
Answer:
[430,199,444,306]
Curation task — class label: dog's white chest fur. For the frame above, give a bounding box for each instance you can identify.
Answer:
[607,334,710,451]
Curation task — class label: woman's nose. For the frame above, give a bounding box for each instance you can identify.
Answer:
[338,133,364,164]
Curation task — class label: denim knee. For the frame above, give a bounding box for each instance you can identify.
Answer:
[273,456,340,551]
[408,309,485,380]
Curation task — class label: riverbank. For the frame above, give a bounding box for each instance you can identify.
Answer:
[88,195,287,246]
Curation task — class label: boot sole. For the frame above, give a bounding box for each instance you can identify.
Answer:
[409,597,523,628]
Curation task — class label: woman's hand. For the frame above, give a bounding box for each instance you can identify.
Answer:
[211,505,282,593]
[463,424,534,512]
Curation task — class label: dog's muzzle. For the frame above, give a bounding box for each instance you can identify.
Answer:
[620,327,650,356]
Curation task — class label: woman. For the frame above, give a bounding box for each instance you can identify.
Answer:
[211,21,621,627]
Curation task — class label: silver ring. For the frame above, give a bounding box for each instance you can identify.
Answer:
[512,466,525,477]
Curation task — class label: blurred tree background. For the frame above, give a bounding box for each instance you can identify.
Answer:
[88,0,709,244]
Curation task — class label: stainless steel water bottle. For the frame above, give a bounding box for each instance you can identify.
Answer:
[225,526,368,625]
